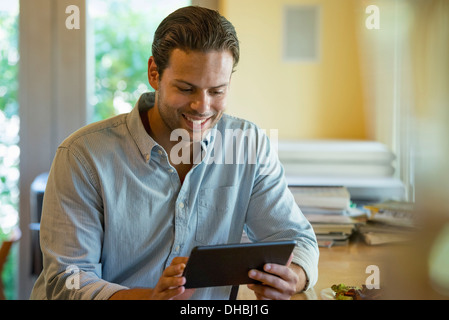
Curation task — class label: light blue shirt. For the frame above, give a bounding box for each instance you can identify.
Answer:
[30,92,318,300]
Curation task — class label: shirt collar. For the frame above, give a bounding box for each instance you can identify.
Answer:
[126,92,158,163]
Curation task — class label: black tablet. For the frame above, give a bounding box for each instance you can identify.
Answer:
[183,240,296,289]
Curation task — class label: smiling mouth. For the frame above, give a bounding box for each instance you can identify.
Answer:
[183,114,210,125]
[182,114,213,130]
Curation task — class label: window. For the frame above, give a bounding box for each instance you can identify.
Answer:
[88,0,191,122]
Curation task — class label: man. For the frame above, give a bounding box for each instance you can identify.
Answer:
[30,6,318,300]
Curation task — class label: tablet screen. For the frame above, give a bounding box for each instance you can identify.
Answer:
[183,240,296,289]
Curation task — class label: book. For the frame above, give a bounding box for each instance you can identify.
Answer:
[289,186,351,211]
[358,201,416,245]
[316,232,350,247]
[357,221,414,245]
[364,200,415,228]
[305,213,356,224]
[317,238,350,247]
[289,186,365,246]
[311,223,355,235]
[305,213,357,247]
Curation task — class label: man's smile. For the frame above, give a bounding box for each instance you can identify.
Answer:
[182,113,213,130]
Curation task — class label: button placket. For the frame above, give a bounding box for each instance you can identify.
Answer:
[167,198,186,265]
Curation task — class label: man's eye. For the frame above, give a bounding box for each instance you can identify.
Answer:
[178,87,192,93]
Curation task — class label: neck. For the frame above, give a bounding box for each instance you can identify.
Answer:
[146,107,200,167]
[146,107,177,151]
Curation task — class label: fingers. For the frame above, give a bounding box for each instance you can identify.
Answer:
[161,263,186,288]
[286,253,294,267]
[247,264,298,300]
[168,256,196,300]
[171,256,189,266]
[151,260,188,300]
[164,261,186,278]
[251,263,297,288]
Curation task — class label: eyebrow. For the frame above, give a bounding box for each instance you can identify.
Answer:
[173,79,228,89]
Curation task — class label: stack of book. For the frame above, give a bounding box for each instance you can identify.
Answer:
[289,186,361,247]
[358,201,416,245]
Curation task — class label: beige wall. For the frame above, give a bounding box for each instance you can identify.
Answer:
[220,0,366,140]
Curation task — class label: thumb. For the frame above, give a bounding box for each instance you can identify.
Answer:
[286,253,294,267]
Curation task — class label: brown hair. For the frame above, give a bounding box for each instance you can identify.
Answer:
[151,6,240,77]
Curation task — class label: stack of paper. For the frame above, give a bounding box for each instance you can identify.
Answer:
[358,201,416,245]
[289,186,359,246]
[305,213,358,246]
[290,186,351,215]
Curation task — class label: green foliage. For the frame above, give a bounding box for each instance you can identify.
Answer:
[0,8,19,300]
[0,11,19,117]
[92,6,150,121]
[91,0,190,122]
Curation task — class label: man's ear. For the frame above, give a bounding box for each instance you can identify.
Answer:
[147,56,159,90]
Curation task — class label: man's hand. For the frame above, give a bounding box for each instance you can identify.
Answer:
[109,257,195,300]
[246,254,306,300]
[149,257,195,300]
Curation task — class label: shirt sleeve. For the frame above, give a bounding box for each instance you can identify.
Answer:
[244,131,319,290]
[34,146,128,299]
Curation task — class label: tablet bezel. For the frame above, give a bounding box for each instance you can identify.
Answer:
[182,240,296,289]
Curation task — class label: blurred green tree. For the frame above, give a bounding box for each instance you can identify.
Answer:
[0,10,19,117]
[0,6,19,300]
[91,0,190,122]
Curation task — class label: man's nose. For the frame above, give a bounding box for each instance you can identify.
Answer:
[190,91,211,114]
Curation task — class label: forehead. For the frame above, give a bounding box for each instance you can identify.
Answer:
[163,49,234,87]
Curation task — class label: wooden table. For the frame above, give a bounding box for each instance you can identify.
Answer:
[237,236,390,300]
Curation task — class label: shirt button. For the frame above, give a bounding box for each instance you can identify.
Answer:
[145,154,150,162]
[158,149,163,155]
[179,202,185,209]
[175,245,180,252]
[168,168,174,173]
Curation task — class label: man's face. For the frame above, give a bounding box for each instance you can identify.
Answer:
[150,49,234,141]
